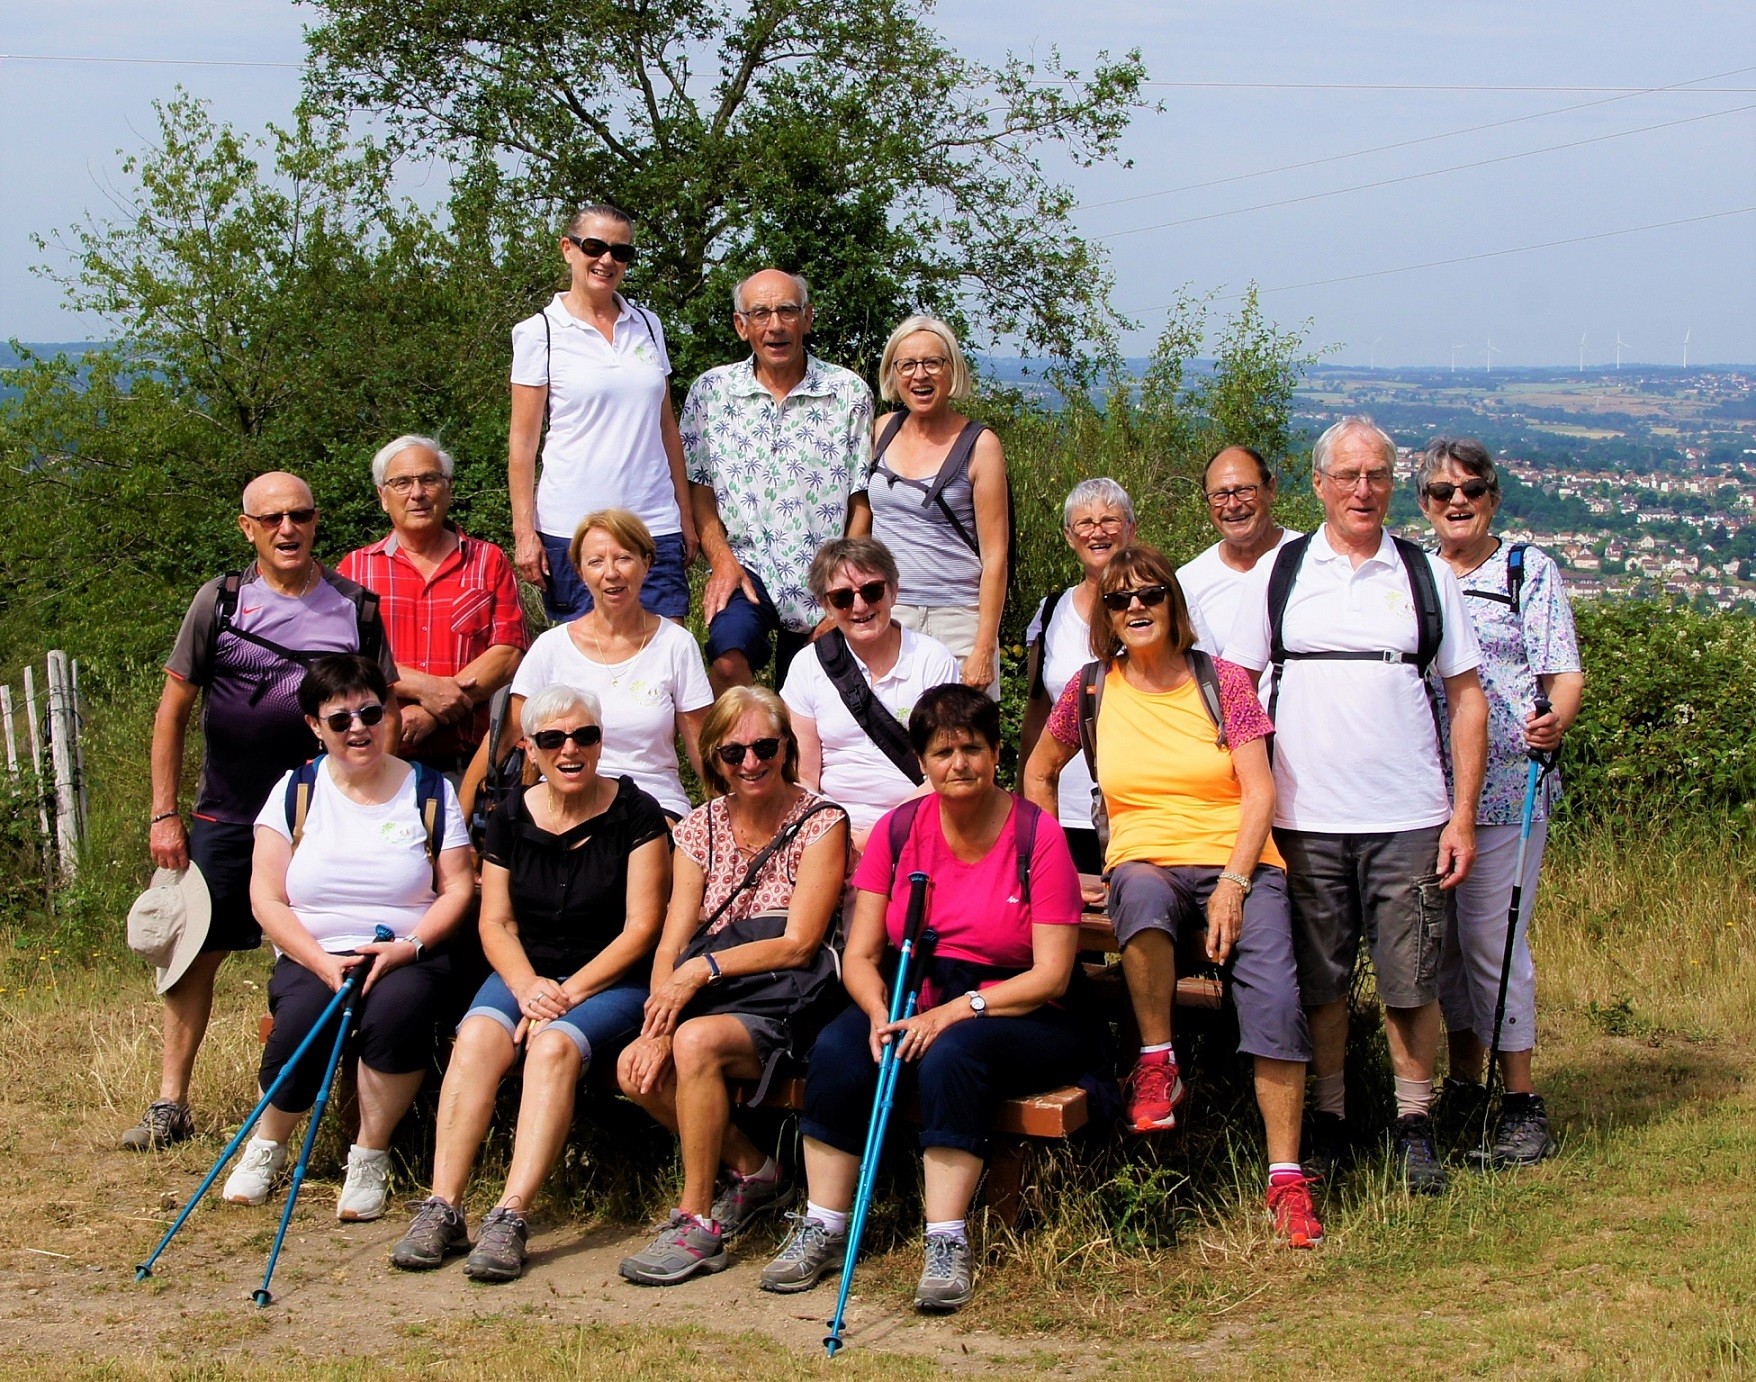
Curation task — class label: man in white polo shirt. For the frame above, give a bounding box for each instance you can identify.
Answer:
[1178,444,1301,654]
[1226,415,1488,1196]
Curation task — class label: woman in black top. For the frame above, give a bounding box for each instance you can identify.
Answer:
[389,684,671,1282]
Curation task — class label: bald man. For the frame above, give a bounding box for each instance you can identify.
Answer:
[1178,445,1302,656]
[122,472,399,1151]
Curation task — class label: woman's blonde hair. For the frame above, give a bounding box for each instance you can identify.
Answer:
[877,314,972,403]
[1088,544,1197,665]
[698,687,801,797]
[568,508,657,577]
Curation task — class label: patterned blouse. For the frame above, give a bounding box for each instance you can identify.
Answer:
[673,789,847,934]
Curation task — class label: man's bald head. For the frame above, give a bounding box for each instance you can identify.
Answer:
[237,471,319,585]
[241,471,314,515]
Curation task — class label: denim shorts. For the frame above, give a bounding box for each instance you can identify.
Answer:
[540,531,690,623]
[704,566,810,679]
[461,971,648,1069]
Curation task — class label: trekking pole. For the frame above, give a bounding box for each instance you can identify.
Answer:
[253,924,392,1306]
[825,872,933,1358]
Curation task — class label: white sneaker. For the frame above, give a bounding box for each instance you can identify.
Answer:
[222,1137,287,1206]
[337,1145,391,1222]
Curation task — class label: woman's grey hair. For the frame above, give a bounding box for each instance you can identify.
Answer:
[1062,477,1136,529]
[1415,437,1500,498]
[520,685,603,738]
[1311,415,1396,478]
[371,434,455,487]
[808,536,901,602]
[733,271,811,314]
[877,314,973,403]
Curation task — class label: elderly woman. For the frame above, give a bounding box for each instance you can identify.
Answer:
[465,508,712,821]
[849,315,1008,697]
[781,537,959,849]
[1020,478,1138,875]
[758,685,1091,1312]
[389,685,671,1282]
[509,204,697,622]
[1418,438,1583,1165]
[225,655,474,1221]
[1022,545,1323,1249]
[616,688,849,1286]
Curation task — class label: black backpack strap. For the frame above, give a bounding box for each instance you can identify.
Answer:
[814,631,924,786]
[1469,541,1530,614]
[411,760,446,889]
[922,421,986,556]
[215,571,244,633]
[1185,648,1228,749]
[1264,534,1311,725]
[1012,796,1040,906]
[1077,660,1104,783]
[700,799,843,934]
[1392,536,1444,676]
[355,588,385,665]
[1027,589,1065,701]
[542,309,553,436]
[283,756,324,853]
[868,411,908,475]
[884,795,928,896]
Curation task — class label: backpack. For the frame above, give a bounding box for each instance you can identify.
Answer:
[814,630,923,786]
[215,569,384,667]
[284,754,446,887]
[468,685,530,848]
[882,792,1043,906]
[1027,588,1066,701]
[1462,541,1529,614]
[871,413,1019,592]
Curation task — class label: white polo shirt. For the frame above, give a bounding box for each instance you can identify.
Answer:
[1224,526,1480,834]
[1178,528,1302,653]
[780,626,961,833]
[511,294,681,540]
[1025,587,1096,831]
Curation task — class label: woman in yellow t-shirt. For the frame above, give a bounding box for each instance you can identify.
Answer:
[1023,544,1320,1250]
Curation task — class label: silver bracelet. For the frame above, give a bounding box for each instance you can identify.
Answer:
[1218,869,1254,895]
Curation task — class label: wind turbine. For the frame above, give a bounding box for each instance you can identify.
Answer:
[1485,335,1501,374]
[1683,328,1692,369]
[1451,343,1469,373]
[1614,331,1629,369]
[1579,331,1587,375]
[1370,336,1384,370]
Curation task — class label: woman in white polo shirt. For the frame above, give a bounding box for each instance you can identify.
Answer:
[508,204,697,623]
[781,537,960,850]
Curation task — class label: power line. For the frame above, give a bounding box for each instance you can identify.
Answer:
[1034,79,1756,93]
[1095,103,1756,241]
[0,53,301,70]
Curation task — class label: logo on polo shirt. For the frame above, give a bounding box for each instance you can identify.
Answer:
[380,820,421,845]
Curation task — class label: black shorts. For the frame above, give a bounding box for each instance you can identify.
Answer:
[189,817,262,954]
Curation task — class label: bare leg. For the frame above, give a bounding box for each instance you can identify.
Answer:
[709,651,755,698]
[1118,930,1177,1047]
[1253,1057,1306,1165]
[1305,999,1349,1082]
[1384,1002,1441,1085]
[670,1017,765,1219]
[922,1147,984,1223]
[159,950,227,1103]
[355,1066,426,1149]
[801,1137,861,1213]
[497,1030,583,1210]
[1446,1029,1534,1094]
[429,1017,519,1205]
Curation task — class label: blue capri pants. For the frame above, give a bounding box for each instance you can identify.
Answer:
[462,972,648,1070]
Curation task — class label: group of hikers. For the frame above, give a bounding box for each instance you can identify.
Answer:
[119,205,1584,1314]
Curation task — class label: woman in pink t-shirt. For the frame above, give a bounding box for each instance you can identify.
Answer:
[756,684,1093,1314]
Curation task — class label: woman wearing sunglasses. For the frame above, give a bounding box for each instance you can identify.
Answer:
[1022,546,1324,1250]
[229,655,474,1222]
[390,684,672,1282]
[616,687,849,1285]
[509,204,698,623]
[780,537,959,850]
[1417,438,1582,1166]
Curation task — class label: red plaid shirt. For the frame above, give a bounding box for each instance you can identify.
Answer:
[339,528,529,762]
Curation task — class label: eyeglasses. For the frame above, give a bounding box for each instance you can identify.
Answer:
[1069,515,1127,537]
[531,725,603,752]
[715,737,782,766]
[1424,479,1493,503]
[245,508,317,528]
[383,471,449,495]
[566,234,637,264]
[318,703,387,733]
[1206,484,1261,507]
[738,304,804,326]
[895,356,948,377]
[1100,585,1171,613]
[1322,469,1393,490]
[825,580,889,611]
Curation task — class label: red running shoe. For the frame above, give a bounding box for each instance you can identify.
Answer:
[1124,1052,1186,1133]
[1267,1175,1325,1248]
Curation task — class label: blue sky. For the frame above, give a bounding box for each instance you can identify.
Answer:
[2,1,1752,365]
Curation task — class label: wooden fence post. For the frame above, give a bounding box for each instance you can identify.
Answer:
[47,652,80,879]
[0,685,18,774]
[22,666,51,844]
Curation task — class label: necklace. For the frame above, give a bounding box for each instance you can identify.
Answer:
[590,615,655,689]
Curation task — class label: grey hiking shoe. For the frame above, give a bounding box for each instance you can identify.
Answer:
[618,1211,728,1286]
[390,1196,469,1271]
[120,1100,194,1152]
[463,1206,529,1283]
[711,1166,791,1238]
[913,1233,973,1312]
[1394,1113,1449,1196]
[759,1213,846,1294]
[1492,1093,1557,1167]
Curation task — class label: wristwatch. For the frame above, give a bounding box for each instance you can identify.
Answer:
[404,934,427,961]
[1218,870,1254,896]
[965,990,988,1017]
[704,953,724,985]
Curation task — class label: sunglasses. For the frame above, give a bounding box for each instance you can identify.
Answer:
[715,737,782,766]
[1100,584,1171,613]
[245,508,318,528]
[566,234,637,264]
[825,580,888,611]
[531,725,603,752]
[1424,479,1493,503]
[319,703,387,733]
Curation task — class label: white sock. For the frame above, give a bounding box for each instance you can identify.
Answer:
[1139,1041,1175,1057]
[1394,1076,1436,1119]
[245,1135,283,1154]
[925,1218,968,1245]
[348,1144,388,1163]
[1268,1162,1304,1184]
[806,1201,848,1236]
[740,1155,778,1184]
[1310,1072,1346,1118]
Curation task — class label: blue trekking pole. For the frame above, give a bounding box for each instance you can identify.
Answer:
[825,872,934,1358]
[253,924,392,1306]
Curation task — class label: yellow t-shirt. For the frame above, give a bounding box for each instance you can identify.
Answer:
[1095,667,1284,871]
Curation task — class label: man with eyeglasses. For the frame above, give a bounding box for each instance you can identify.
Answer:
[339,435,529,778]
[680,268,873,693]
[123,471,401,1153]
[1178,445,1302,655]
[1225,415,1489,1197]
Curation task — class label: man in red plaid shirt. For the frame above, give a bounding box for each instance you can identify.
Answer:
[340,435,530,776]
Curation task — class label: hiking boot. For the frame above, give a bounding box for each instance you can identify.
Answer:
[618,1211,728,1286]
[913,1233,973,1312]
[1492,1093,1557,1167]
[222,1137,288,1206]
[1302,1110,1352,1180]
[1436,1076,1488,1147]
[463,1206,529,1283]
[390,1196,469,1271]
[759,1213,846,1294]
[1266,1175,1325,1249]
[120,1100,194,1152]
[1124,1053,1186,1133]
[337,1145,391,1222]
[1394,1114,1449,1196]
[711,1165,791,1238]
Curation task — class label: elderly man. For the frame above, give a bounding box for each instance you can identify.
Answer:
[681,268,873,693]
[1178,444,1302,654]
[1225,416,1489,1195]
[339,435,528,776]
[123,472,399,1151]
